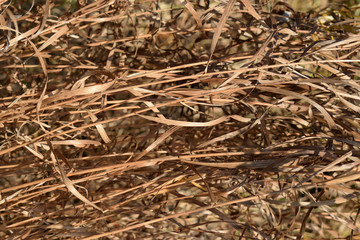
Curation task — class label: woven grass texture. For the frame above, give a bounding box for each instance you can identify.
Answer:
[1,0,360,239]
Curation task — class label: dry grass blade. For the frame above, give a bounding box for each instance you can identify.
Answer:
[295,151,352,187]
[184,0,202,28]
[240,0,261,21]
[37,25,69,52]
[133,126,181,161]
[206,0,235,72]
[181,159,243,168]
[137,114,231,127]
[88,110,111,144]
[34,0,51,37]
[47,141,104,213]
[241,0,268,28]
[257,86,336,129]
[82,192,269,240]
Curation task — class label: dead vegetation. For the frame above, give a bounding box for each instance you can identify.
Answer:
[1,0,360,239]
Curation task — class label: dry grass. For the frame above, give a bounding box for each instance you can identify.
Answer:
[1,0,360,239]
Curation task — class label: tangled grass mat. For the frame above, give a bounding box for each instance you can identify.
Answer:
[1,0,360,239]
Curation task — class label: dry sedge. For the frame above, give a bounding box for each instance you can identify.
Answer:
[1,0,360,239]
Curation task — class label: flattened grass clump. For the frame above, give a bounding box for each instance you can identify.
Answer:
[1,0,360,239]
